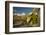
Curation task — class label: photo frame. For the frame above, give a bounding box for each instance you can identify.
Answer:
[5,1,45,34]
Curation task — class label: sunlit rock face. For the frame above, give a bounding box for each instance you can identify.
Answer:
[28,12,32,15]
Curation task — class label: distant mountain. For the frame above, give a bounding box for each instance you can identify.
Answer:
[13,12,26,16]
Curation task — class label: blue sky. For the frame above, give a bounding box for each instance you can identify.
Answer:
[13,7,33,14]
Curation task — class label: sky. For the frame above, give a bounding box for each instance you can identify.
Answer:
[13,7,33,14]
